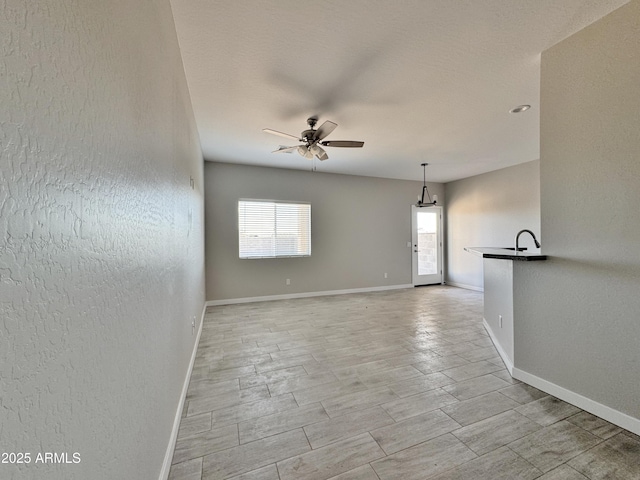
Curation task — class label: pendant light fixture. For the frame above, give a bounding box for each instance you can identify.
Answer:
[416,163,437,207]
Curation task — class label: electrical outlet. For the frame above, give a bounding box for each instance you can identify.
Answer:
[191,316,196,335]
[286,278,291,285]
[499,315,503,328]
[384,272,388,278]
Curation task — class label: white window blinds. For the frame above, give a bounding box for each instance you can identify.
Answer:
[238,200,311,258]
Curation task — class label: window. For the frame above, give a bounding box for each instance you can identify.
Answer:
[238,200,311,259]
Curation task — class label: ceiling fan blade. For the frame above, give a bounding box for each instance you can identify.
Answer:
[320,140,364,148]
[272,146,299,154]
[312,121,337,141]
[310,145,329,161]
[263,128,301,141]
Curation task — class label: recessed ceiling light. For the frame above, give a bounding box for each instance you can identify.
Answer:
[510,105,531,114]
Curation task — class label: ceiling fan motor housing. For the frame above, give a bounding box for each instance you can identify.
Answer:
[301,129,316,143]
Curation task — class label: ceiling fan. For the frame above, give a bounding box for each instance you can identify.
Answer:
[263,117,364,161]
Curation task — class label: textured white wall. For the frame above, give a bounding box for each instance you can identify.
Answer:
[205,162,444,301]
[1,1,204,479]
[444,160,541,290]
[514,0,640,425]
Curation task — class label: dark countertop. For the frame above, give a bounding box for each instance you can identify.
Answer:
[464,247,547,261]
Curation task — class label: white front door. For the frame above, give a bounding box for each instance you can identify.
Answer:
[411,205,443,286]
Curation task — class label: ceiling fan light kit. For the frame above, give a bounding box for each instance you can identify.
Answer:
[263,117,364,161]
[416,162,437,207]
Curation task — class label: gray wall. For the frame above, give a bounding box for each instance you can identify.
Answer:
[445,160,541,290]
[205,162,444,301]
[1,1,205,479]
[514,0,640,422]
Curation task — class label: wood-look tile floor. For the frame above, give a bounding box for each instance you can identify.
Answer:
[168,286,640,480]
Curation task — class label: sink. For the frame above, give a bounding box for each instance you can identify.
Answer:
[501,247,527,251]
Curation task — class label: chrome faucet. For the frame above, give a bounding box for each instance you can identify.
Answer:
[515,229,541,251]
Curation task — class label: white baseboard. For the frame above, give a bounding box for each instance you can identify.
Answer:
[482,318,513,375]
[206,284,414,306]
[159,303,206,480]
[446,281,484,292]
[484,316,640,436]
[512,367,640,436]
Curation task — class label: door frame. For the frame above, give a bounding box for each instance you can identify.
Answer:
[411,205,444,286]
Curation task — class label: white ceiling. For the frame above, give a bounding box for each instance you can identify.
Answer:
[169,0,628,183]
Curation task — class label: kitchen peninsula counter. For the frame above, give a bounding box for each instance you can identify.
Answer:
[464,247,547,261]
[465,246,546,375]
